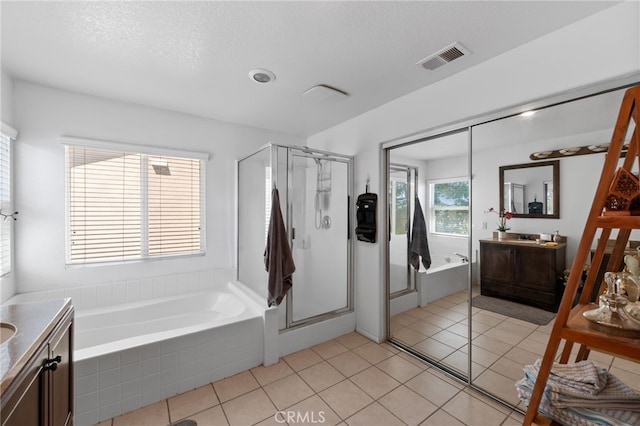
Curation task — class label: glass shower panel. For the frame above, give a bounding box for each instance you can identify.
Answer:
[290,152,349,323]
[237,146,271,299]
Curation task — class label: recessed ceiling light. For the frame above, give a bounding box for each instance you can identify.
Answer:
[249,68,275,84]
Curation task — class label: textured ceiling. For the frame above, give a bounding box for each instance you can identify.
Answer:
[0,1,620,137]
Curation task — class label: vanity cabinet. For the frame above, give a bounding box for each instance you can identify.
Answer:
[1,301,73,426]
[480,239,566,312]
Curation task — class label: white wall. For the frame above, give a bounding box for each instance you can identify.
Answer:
[307,1,640,341]
[12,81,302,297]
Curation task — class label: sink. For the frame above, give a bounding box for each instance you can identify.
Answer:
[0,322,16,344]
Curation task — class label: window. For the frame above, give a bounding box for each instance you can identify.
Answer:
[0,125,17,276]
[429,178,469,236]
[64,139,207,265]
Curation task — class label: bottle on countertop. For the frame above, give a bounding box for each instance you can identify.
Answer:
[553,231,560,242]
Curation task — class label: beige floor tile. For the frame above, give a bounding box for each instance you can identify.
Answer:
[345,402,404,426]
[298,361,346,392]
[319,380,374,419]
[113,400,169,426]
[422,314,456,329]
[168,384,218,422]
[251,360,295,386]
[405,320,442,337]
[213,370,260,403]
[419,409,464,426]
[442,391,509,425]
[221,388,277,426]
[483,326,527,346]
[352,343,394,364]
[283,394,342,426]
[473,334,513,356]
[311,340,348,359]
[405,307,432,320]
[327,351,371,377]
[263,374,315,410]
[431,329,467,349]
[501,411,526,426]
[473,311,505,327]
[378,385,437,425]
[396,351,429,370]
[334,332,371,350]
[350,366,400,399]
[502,346,540,367]
[283,348,324,371]
[392,327,427,345]
[391,313,420,326]
[440,350,469,376]
[474,369,521,406]
[489,356,527,382]
[470,344,502,368]
[412,338,456,360]
[437,309,467,323]
[182,405,228,426]
[405,370,460,407]
[445,322,471,339]
[375,355,423,383]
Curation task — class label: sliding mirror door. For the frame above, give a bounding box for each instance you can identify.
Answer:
[469,85,636,408]
[387,129,471,379]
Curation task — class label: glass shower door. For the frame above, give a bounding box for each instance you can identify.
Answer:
[289,152,350,324]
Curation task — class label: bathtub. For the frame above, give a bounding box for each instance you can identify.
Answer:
[418,256,470,306]
[73,282,265,426]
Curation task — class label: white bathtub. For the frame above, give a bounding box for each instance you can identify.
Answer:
[418,257,470,306]
[73,282,266,426]
[75,285,258,360]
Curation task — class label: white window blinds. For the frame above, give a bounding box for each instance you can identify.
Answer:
[65,142,205,265]
[0,132,12,275]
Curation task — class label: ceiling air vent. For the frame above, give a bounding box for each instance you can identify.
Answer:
[417,42,470,71]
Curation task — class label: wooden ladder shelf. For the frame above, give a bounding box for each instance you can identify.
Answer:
[523,85,640,425]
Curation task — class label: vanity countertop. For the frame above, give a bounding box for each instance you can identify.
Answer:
[480,238,567,248]
[0,298,72,394]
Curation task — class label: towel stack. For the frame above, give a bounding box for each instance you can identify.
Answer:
[516,359,640,425]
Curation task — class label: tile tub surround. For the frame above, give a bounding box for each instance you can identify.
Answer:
[74,316,264,426]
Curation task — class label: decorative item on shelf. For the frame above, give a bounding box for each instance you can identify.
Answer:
[603,167,640,215]
[485,207,512,238]
[583,271,640,337]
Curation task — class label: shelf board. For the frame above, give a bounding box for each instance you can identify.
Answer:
[559,303,640,359]
[596,215,640,228]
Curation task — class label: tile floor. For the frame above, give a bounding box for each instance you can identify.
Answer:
[390,287,640,410]
[98,288,640,426]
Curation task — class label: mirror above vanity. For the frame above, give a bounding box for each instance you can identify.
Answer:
[499,160,559,218]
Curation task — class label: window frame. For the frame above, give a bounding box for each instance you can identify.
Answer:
[428,176,470,237]
[0,123,18,277]
[63,137,209,266]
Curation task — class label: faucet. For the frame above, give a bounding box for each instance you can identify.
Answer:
[454,252,469,263]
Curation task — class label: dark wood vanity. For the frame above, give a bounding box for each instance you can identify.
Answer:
[1,299,74,426]
[480,239,566,312]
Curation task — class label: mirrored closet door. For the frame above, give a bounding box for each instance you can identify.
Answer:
[386,81,639,410]
[386,129,471,379]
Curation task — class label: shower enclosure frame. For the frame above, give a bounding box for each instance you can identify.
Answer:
[389,163,418,298]
[236,143,355,331]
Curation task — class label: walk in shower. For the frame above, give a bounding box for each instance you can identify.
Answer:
[237,144,354,330]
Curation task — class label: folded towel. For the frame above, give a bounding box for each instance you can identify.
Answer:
[409,197,431,271]
[516,359,640,425]
[264,188,295,307]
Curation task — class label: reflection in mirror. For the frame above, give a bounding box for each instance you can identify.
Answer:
[389,164,416,297]
[470,85,634,408]
[499,160,559,218]
[387,129,471,379]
